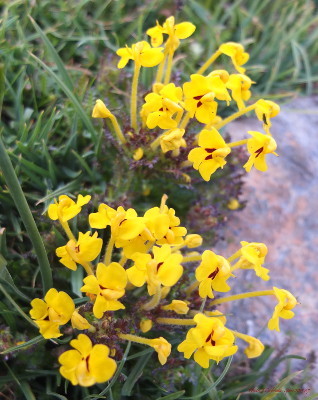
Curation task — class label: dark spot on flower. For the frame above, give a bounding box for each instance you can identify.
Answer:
[197,101,203,108]
[205,148,216,153]
[86,355,90,371]
[208,267,219,280]
[206,330,216,346]
[157,262,164,271]
[193,95,203,100]
[119,218,127,226]
[75,245,80,253]
[205,155,213,160]
[262,114,268,125]
[254,147,263,158]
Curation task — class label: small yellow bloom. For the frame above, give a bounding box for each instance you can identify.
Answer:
[195,250,234,298]
[183,74,218,124]
[188,128,231,181]
[233,331,264,358]
[92,99,112,119]
[160,129,186,153]
[59,333,117,386]
[178,313,238,367]
[89,205,145,244]
[161,300,189,315]
[184,234,203,248]
[48,194,91,222]
[116,41,164,68]
[268,287,298,332]
[30,288,75,339]
[226,74,253,110]
[255,99,280,134]
[144,205,187,245]
[140,319,153,333]
[149,337,172,365]
[207,70,231,104]
[71,310,91,330]
[56,232,103,271]
[227,198,240,210]
[141,83,183,129]
[219,42,249,74]
[243,131,278,172]
[133,147,144,161]
[127,244,183,295]
[147,16,195,52]
[235,241,270,281]
[81,262,127,319]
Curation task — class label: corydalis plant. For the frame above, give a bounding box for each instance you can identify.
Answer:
[92,16,280,182]
[28,193,298,386]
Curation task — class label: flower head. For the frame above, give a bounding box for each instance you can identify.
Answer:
[188,128,231,181]
[30,288,75,339]
[92,99,112,119]
[160,128,186,153]
[243,131,278,172]
[161,300,189,314]
[116,41,164,68]
[233,331,264,358]
[184,234,203,248]
[268,287,298,331]
[178,313,238,367]
[56,231,103,271]
[48,194,91,222]
[59,334,117,386]
[255,99,280,134]
[147,16,195,52]
[219,42,249,74]
[140,319,153,333]
[195,250,234,298]
[236,241,270,281]
[226,74,253,110]
[149,337,172,365]
[81,262,127,318]
[183,74,218,124]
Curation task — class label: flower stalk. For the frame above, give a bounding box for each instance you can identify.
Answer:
[209,290,274,306]
[131,63,141,131]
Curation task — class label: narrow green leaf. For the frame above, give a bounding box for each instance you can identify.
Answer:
[121,351,152,396]
[29,16,74,91]
[28,52,96,140]
[261,370,303,400]
[155,391,186,400]
[0,335,44,355]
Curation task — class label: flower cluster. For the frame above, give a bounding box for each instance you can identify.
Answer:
[92,16,280,183]
[28,193,298,387]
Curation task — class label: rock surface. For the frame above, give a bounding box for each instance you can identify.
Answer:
[215,96,318,392]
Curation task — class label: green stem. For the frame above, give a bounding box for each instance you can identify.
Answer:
[104,236,115,265]
[214,103,257,129]
[155,53,167,83]
[0,135,53,293]
[163,50,174,85]
[156,317,195,326]
[197,49,222,75]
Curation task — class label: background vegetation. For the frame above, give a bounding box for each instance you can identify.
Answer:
[0,0,317,398]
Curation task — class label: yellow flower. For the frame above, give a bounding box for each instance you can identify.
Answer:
[161,300,189,315]
[140,319,153,333]
[188,128,231,181]
[71,310,91,330]
[207,70,231,104]
[141,83,183,129]
[116,41,164,69]
[243,131,278,172]
[226,74,253,110]
[149,337,172,365]
[89,205,145,244]
[268,287,298,332]
[160,129,186,153]
[255,99,280,134]
[219,42,249,74]
[56,232,103,271]
[183,74,218,124]
[227,198,240,210]
[204,310,227,325]
[195,250,234,299]
[177,313,238,367]
[30,288,75,339]
[233,331,264,358]
[184,234,203,248]
[48,194,91,222]
[133,147,144,161]
[59,334,117,386]
[127,244,183,295]
[144,205,187,245]
[235,241,270,281]
[147,16,195,52]
[92,99,112,119]
[81,262,127,319]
